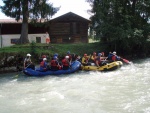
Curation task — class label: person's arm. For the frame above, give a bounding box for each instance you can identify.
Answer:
[95,60,99,67]
[82,57,86,64]
[23,58,26,69]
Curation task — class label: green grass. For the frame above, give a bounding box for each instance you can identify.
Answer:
[0,42,107,55]
[0,42,108,63]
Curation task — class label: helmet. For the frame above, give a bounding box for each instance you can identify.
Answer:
[54,53,58,56]
[43,58,47,61]
[65,56,69,59]
[113,51,116,54]
[27,53,31,56]
[98,53,102,56]
[42,55,46,58]
[67,51,70,54]
[84,54,87,56]
[93,52,96,55]
[53,56,57,60]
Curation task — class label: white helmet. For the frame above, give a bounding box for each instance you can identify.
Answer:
[65,56,69,59]
[43,58,47,61]
[27,53,31,56]
[113,51,116,54]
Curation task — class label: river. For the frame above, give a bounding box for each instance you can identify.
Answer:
[0,58,150,113]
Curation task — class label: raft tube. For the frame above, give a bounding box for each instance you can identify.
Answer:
[81,61,123,71]
[23,61,81,76]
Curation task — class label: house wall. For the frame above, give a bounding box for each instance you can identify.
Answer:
[0,33,48,48]
[49,22,89,43]
[0,22,48,48]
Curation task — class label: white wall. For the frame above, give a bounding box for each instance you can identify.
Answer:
[0,33,48,48]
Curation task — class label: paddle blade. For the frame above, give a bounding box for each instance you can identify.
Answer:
[122,58,130,64]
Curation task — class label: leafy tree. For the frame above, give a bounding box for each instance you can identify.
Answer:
[87,0,150,55]
[0,0,59,44]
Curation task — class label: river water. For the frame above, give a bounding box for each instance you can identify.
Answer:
[0,58,150,113]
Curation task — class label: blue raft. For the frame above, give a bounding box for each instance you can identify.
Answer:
[23,61,81,76]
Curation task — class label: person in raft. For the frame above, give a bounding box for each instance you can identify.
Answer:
[90,52,97,63]
[62,56,70,70]
[81,54,91,66]
[40,58,48,71]
[111,51,120,61]
[50,56,61,71]
[39,55,47,63]
[66,51,72,64]
[23,53,35,70]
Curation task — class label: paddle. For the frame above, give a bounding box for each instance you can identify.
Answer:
[120,57,131,64]
[13,64,31,78]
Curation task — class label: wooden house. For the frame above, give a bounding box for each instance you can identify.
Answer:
[0,12,90,48]
[48,12,90,43]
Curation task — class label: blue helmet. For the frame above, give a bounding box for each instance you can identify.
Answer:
[67,51,70,54]
[54,53,58,57]
[53,56,57,60]
[98,53,102,56]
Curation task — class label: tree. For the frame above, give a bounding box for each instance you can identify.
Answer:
[0,0,59,44]
[86,0,150,55]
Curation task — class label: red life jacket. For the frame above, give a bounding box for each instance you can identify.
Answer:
[62,59,69,66]
[40,61,47,67]
[112,55,116,61]
[40,61,44,67]
[50,60,58,67]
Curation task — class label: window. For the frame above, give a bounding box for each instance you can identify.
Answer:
[11,39,19,44]
[36,37,41,43]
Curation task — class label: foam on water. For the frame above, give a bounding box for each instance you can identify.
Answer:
[0,58,150,113]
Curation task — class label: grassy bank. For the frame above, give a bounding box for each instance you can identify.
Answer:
[0,42,108,63]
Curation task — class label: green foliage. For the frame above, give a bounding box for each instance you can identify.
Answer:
[0,42,107,56]
[30,41,36,55]
[87,0,150,55]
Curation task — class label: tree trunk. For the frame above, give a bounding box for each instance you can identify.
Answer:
[19,0,29,44]
[20,22,29,44]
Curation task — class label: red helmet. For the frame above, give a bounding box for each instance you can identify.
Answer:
[42,55,46,58]
[93,52,96,55]
[84,54,87,56]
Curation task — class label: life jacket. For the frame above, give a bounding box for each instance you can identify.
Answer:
[82,57,89,64]
[62,59,69,66]
[112,55,120,61]
[50,60,58,67]
[40,61,47,71]
[91,55,96,61]
[24,57,31,67]
[40,61,47,68]
[107,53,113,60]
[112,55,116,61]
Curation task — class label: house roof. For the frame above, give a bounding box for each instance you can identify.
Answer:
[50,12,90,22]
[0,12,90,23]
[0,19,22,24]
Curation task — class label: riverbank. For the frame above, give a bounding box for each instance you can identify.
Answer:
[0,42,149,74]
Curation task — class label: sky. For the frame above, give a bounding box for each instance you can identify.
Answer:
[0,0,92,20]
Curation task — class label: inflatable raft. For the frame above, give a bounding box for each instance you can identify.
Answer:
[23,61,81,76]
[81,61,123,71]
